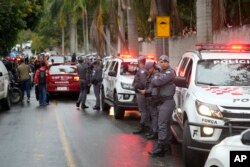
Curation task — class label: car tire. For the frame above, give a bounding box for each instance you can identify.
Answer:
[114,93,125,119]
[10,87,23,104]
[183,121,205,167]
[100,88,110,112]
[2,90,11,110]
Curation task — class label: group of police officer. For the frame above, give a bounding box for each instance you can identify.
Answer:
[76,57,103,110]
[133,54,176,157]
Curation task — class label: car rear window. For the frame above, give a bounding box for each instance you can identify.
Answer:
[49,65,77,74]
[48,56,65,64]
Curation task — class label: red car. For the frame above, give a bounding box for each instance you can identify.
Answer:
[47,64,80,95]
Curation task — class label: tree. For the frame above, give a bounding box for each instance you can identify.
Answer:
[0,0,43,56]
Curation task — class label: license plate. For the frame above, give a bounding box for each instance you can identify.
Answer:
[56,87,68,91]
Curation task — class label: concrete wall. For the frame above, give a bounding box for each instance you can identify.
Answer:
[213,25,250,43]
[169,35,196,68]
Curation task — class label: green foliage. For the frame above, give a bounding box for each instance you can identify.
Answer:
[0,0,44,56]
[132,0,152,39]
[178,0,196,28]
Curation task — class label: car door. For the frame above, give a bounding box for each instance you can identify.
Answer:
[106,60,118,99]
[0,61,7,97]
[175,54,193,126]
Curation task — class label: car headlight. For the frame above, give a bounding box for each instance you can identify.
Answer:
[196,100,223,119]
[121,82,134,90]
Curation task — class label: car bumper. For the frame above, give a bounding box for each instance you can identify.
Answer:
[187,120,250,152]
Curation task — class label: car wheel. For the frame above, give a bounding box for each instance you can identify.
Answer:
[10,87,23,104]
[2,90,11,110]
[113,93,125,119]
[183,121,205,167]
[100,88,110,112]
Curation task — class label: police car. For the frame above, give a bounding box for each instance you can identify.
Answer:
[171,44,250,167]
[0,60,11,110]
[205,129,250,167]
[101,54,138,119]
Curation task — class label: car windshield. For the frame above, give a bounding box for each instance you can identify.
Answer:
[48,56,65,64]
[196,59,250,86]
[49,65,77,74]
[120,62,138,76]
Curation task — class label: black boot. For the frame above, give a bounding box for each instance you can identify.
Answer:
[146,132,158,140]
[133,124,146,134]
[148,144,165,157]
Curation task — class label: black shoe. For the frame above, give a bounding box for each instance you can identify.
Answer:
[27,97,30,103]
[76,102,80,107]
[93,106,100,110]
[146,132,158,140]
[145,131,153,137]
[148,144,165,157]
[133,124,146,134]
[81,105,89,109]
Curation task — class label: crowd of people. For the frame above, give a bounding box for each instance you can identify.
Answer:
[2,53,103,109]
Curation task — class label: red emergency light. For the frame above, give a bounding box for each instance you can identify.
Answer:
[146,55,155,61]
[196,43,250,52]
[120,54,132,59]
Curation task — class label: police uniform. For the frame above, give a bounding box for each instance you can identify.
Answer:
[143,61,159,139]
[91,61,103,110]
[148,55,176,157]
[132,56,150,134]
[76,58,90,109]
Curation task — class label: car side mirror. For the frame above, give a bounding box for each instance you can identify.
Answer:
[0,72,3,77]
[174,76,188,88]
[108,70,117,77]
[241,130,250,145]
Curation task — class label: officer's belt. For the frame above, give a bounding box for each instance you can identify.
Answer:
[150,95,173,100]
[160,96,173,100]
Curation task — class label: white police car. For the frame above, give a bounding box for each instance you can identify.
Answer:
[0,60,11,110]
[171,44,250,167]
[101,54,138,119]
[205,129,250,167]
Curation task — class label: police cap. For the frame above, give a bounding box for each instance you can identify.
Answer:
[144,61,155,70]
[159,55,169,62]
[138,55,146,62]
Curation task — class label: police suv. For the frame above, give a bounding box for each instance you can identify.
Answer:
[101,54,138,119]
[0,60,11,110]
[171,44,250,167]
[205,129,250,167]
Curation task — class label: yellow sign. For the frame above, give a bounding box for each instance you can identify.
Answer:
[156,16,170,37]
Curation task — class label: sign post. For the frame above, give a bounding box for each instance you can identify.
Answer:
[156,16,170,55]
[156,16,170,38]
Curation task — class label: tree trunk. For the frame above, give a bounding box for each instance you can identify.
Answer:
[212,0,226,32]
[154,0,170,60]
[69,18,77,54]
[127,0,139,57]
[196,0,213,43]
[61,27,65,55]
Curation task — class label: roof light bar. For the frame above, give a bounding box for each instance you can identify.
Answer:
[120,54,132,59]
[196,43,250,51]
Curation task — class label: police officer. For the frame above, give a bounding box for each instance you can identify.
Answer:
[132,55,150,134]
[91,61,102,110]
[147,55,176,157]
[76,57,90,109]
[138,61,159,140]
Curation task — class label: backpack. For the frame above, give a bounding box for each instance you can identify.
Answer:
[39,69,46,84]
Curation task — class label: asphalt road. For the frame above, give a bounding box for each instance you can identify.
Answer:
[0,87,184,167]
